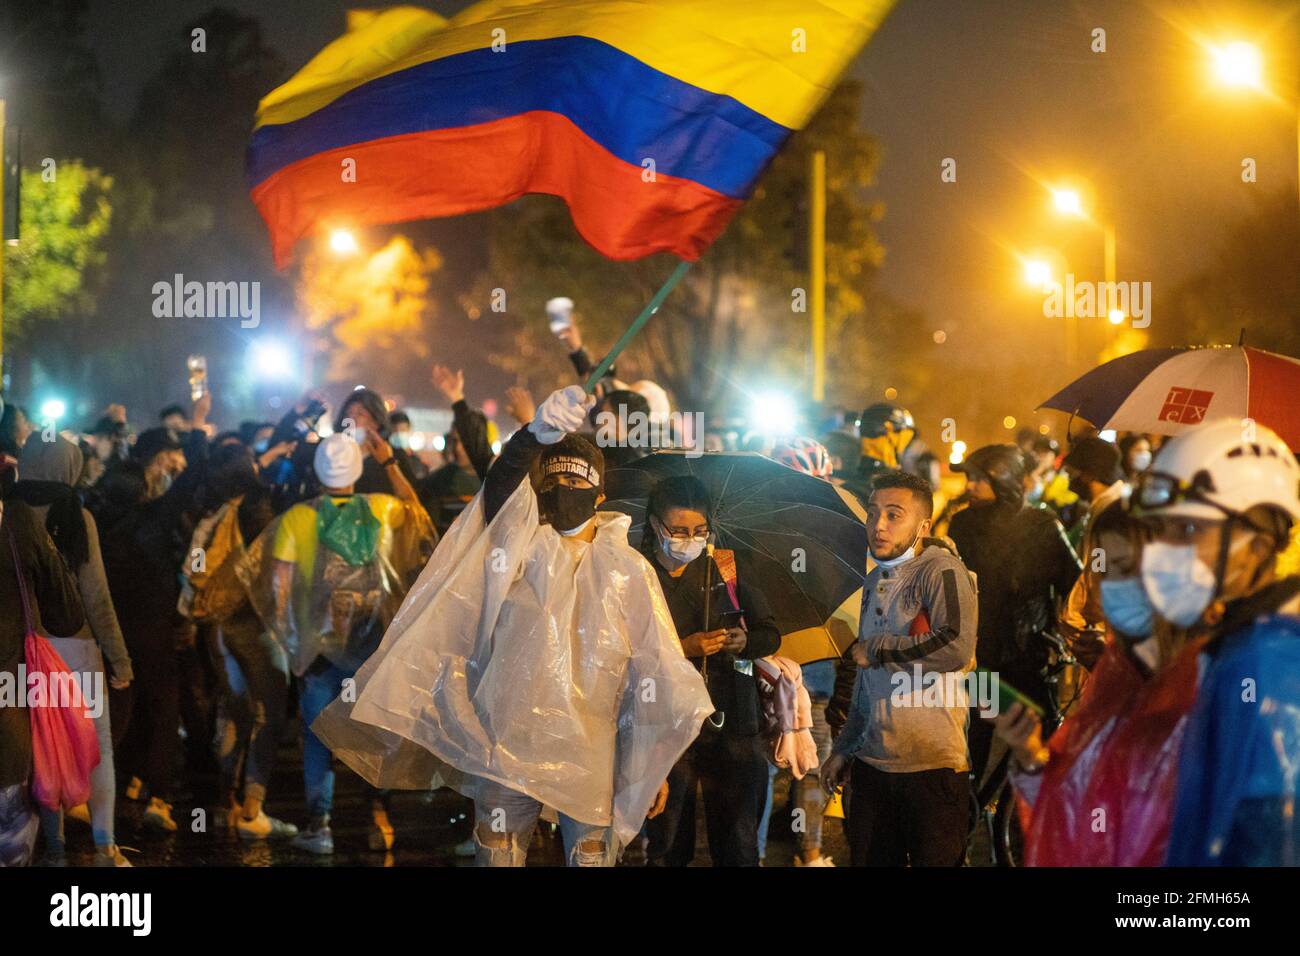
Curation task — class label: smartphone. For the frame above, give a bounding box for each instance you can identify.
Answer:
[716,607,744,630]
[977,668,1045,718]
[187,354,207,401]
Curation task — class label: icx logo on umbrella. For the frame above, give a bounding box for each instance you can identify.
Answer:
[1158,387,1215,425]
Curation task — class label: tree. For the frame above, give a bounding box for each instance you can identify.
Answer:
[473,79,922,417]
[3,162,113,342]
[295,235,443,385]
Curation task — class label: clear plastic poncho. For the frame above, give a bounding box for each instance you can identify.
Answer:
[242,494,436,677]
[311,479,713,851]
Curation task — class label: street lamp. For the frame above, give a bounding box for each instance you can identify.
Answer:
[1023,258,1053,288]
[1051,188,1084,218]
[1207,39,1300,219]
[329,228,358,255]
[1211,41,1264,90]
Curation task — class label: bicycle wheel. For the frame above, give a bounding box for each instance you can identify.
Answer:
[991,777,1025,867]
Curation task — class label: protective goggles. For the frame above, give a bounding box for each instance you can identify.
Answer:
[1127,469,1219,515]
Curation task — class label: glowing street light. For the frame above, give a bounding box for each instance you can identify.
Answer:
[1211,41,1264,90]
[40,398,67,422]
[750,391,798,436]
[329,228,358,255]
[250,339,294,380]
[1051,188,1084,218]
[1204,39,1298,220]
[1023,258,1053,288]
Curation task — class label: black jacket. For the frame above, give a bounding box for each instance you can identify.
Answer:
[948,501,1081,687]
[650,548,781,738]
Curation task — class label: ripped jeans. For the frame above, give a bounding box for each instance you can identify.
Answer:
[471,776,615,867]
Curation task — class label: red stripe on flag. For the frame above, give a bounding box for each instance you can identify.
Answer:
[1245,348,1300,450]
[250,111,743,268]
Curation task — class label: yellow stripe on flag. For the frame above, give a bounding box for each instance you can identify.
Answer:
[255,0,895,133]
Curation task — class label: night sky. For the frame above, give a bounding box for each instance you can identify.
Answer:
[64,0,1300,433]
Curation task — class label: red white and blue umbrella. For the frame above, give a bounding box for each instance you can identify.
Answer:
[1040,345,1300,450]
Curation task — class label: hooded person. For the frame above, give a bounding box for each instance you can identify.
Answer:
[242,431,435,854]
[12,436,134,866]
[311,385,713,866]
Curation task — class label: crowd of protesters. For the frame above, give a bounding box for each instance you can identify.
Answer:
[2,308,1299,869]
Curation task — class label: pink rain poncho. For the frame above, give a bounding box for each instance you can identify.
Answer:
[312,480,713,851]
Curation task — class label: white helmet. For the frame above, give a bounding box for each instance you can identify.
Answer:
[1133,418,1300,523]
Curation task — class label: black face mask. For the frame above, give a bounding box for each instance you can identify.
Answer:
[538,484,600,533]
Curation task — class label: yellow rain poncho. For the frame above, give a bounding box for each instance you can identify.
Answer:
[312,479,713,850]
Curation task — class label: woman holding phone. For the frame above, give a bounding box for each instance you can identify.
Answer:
[640,475,781,867]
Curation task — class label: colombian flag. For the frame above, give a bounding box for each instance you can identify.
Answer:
[249,1,895,268]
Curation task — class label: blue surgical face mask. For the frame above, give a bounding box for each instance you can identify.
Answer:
[1099,576,1154,639]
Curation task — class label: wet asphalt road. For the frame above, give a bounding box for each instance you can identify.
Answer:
[42,726,870,867]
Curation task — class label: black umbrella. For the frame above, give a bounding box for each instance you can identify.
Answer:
[602,451,868,650]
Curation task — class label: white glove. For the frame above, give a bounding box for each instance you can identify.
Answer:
[528,385,594,445]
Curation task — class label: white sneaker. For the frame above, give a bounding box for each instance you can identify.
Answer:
[236,811,299,841]
[794,854,835,867]
[94,844,133,867]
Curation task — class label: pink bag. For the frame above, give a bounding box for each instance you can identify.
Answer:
[8,527,100,810]
[754,656,819,779]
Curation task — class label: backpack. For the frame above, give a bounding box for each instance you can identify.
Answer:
[179,497,249,624]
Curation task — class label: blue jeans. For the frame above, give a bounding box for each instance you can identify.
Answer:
[471,776,615,867]
[300,659,356,821]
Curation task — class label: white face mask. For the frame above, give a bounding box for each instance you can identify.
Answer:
[1130,450,1152,473]
[873,533,920,569]
[654,518,707,564]
[662,537,706,564]
[1140,541,1217,628]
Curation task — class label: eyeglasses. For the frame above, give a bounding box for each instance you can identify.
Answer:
[653,517,708,541]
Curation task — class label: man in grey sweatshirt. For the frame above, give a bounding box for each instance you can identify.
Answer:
[823,470,978,866]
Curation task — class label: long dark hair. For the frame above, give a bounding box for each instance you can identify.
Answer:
[640,475,713,557]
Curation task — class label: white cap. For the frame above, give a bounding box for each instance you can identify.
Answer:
[1145,418,1300,521]
[545,296,574,317]
[314,433,364,489]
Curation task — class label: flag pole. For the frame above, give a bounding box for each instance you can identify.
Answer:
[583,259,692,394]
